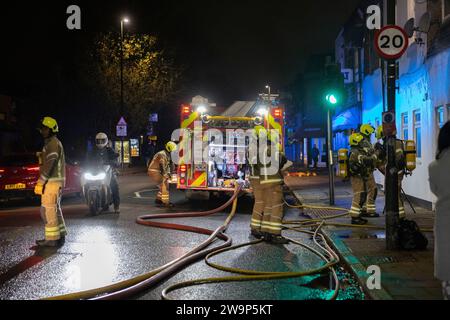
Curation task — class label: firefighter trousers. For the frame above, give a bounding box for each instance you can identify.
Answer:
[397,174,405,218]
[349,176,365,218]
[364,173,377,214]
[260,182,284,236]
[250,179,285,235]
[148,171,170,205]
[250,178,264,232]
[41,181,66,241]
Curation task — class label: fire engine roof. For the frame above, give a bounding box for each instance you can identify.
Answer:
[221,101,257,117]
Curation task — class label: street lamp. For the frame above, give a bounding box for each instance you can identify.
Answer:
[120,17,129,168]
[265,85,271,104]
[120,17,129,116]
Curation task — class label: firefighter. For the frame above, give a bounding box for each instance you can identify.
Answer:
[34,117,67,247]
[86,132,121,213]
[348,133,378,225]
[148,141,177,207]
[359,124,379,217]
[375,125,407,219]
[249,129,291,244]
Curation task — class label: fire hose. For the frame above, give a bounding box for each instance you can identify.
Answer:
[43,184,346,300]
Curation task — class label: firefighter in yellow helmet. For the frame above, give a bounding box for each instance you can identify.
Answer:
[249,127,292,244]
[348,133,378,225]
[359,124,379,217]
[374,125,407,219]
[34,117,67,247]
[147,141,177,207]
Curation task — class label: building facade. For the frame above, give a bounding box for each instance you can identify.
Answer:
[335,0,450,205]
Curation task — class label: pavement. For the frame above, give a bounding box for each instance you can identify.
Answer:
[0,171,364,300]
[285,172,442,300]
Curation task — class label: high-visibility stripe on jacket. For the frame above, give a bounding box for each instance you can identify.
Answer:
[39,135,66,184]
[250,149,287,184]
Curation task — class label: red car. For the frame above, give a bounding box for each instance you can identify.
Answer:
[0,153,82,201]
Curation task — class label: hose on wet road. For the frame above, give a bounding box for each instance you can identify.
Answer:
[43,184,346,300]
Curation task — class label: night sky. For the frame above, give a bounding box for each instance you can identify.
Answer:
[1,0,360,106]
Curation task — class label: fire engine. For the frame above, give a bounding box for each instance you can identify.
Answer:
[175,100,285,198]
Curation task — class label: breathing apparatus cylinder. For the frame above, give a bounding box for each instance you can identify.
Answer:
[338,148,349,178]
[405,140,417,172]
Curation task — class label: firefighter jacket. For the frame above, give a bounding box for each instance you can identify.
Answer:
[361,137,375,155]
[374,139,406,174]
[148,150,171,178]
[38,135,66,185]
[250,148,287,185]
[348,145,376,179]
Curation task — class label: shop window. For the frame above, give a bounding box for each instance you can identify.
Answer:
[401,112,409,140]
[413,110,421,158]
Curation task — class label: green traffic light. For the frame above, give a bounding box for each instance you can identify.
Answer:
[326,94,338,105]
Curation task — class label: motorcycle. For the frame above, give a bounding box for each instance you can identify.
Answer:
[80,164,113,215]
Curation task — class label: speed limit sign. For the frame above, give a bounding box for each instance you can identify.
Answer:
[375,25,408,60]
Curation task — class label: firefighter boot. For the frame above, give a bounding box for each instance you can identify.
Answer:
[114,205,120,214]
[250,229,264,239]
[351,217,368,225]
[267,234,290,245]
[36,239,61,247]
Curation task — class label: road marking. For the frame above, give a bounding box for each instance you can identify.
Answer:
[134,189,159,199]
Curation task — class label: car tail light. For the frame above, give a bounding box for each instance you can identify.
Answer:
[180,178,186,185]
[182,106,191,114]
[26,166,40,172]
[180,165,187,173]
[0,168,5,174]
[273,108,282,118]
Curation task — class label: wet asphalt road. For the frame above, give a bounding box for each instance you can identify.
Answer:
[0,173,363,300]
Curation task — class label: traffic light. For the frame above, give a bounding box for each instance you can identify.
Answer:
[323,63,345,108]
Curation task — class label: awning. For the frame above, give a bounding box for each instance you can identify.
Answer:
[332,106,361,132]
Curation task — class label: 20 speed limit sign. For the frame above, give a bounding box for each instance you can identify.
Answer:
[375,25,408,60]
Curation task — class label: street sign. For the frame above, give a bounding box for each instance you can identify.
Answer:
[375,25,408,60]
[149,113,158,122]
[116,117,127,137]
[341,69,353,84]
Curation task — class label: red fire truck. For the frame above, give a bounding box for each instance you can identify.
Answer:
[175,101,285,197]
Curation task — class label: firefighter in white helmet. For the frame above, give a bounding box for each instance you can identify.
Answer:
[34,117,67,247]
[148,141,177,207]
[86,132,121,213]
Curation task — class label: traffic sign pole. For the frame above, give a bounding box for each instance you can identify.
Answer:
[383,2,401,250]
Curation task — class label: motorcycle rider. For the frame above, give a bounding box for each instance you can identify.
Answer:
[34,117,67,247]
[86,132,120,213]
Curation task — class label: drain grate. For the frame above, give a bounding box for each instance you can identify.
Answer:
[305,208,346,219]
[358,254,417,265]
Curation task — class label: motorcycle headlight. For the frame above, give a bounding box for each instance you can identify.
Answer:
[84,172,106,181]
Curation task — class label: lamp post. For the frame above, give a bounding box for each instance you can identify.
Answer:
[120,17,129,168]
[120,17,129,116]
[325,93,338,205]
[265,85,271,104]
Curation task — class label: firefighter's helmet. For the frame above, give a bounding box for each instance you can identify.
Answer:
[165,141,177,153]
[376,125,384,140]
[95,132,108,149]
[41,117,59,133]
[360,124,375,136]
[349,133,364,146]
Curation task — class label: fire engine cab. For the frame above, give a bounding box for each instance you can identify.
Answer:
[175,99,285,197]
